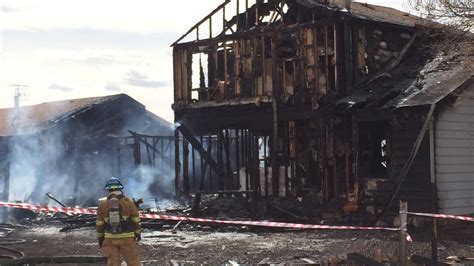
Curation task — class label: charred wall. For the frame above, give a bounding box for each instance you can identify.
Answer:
[172,0,428,217]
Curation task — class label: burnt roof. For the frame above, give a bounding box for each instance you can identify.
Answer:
[174,0,423,46]
[297,0,422,28]
[335,40,474,111]
[0,94,171,137]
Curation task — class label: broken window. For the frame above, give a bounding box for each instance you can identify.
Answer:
[191,53,209,102]
[358,121,390,179]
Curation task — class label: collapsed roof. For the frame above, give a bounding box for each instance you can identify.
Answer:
[296,0,423,28]
[0,94,172,137]
[335,39,474,111]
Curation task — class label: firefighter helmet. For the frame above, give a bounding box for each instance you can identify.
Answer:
[104,177,124,191]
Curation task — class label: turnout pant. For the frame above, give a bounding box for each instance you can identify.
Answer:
[102,237,141,266]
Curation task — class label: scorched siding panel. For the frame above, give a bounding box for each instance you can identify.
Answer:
[435,84,474,215]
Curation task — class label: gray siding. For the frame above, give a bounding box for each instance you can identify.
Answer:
[435,84,474,215]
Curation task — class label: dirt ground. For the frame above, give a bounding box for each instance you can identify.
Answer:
[2,223,473,265]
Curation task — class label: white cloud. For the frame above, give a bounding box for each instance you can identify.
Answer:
[105,82,122,92]
[49,83,74,92]
[125,70,169,89]
[1,0,224,33]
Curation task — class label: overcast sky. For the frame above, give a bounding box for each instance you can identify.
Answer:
[0,0,409,122]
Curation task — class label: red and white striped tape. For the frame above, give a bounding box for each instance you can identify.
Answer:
[404,212,474,222]
[0,202,97,215]
[140,212,401,231]
[0,201,401,232]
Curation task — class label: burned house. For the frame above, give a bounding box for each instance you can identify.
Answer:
[0,94,174,206]
[172,0,473,218]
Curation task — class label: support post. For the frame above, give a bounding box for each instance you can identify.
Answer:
[235,130,240,189]
[178,125,225,182]
[217,131,224,192]
[429,118,438,262]
[175,129,181,196]
[183,138,190,197]
[134,135,141,165]
[192,146,196,192]
[251,133,258,220]
[224,130,232,189]
[271,99,279,197]
[244,130,249,193]
[399,201,408,265]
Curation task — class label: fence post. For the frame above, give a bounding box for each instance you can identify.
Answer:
[399,200,407,265]
[2,162,10,223]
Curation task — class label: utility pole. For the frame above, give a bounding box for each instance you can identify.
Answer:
[10,84,27,126]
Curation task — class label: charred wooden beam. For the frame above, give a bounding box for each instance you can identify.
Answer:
[208,136,214,190]
[271,99,279,197]
[172,0,231,46]
[183,138,190,197]
[175,19,338,49]
[134,135,141,165]
[251,132,259,219]
[235,129,240,189]
[217,131,224,192]
[192,146,196,191]
[128,131,174,167]
[175,129,180,196]
[126,131,175,140]
[368,30,420,83]
[224,129,233,189]
[178,125,225,181]
[46,192,66,207]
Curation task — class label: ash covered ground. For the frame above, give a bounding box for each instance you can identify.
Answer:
[3,222,473,265]
[0,196,473,264]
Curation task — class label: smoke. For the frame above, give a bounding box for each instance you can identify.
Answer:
[8,130,75,203]
[5,102,176,207]
[121,164,175,207]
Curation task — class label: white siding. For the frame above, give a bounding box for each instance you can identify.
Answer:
[435,84,474,215]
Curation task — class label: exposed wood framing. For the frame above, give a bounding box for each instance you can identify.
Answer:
[172,0,231,46]
[172,0,425,215]
[369,30,420,83]
[178,125,225,181]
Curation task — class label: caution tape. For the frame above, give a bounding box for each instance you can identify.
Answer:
[140,213,401,231]
[404,212,474,222]
[0,202,96,215]
[0,201,406,233]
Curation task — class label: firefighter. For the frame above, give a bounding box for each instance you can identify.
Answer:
[96,177,141,266]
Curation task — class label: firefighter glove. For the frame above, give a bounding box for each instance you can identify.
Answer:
[98,237,104,248]
[136,234,141,242]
